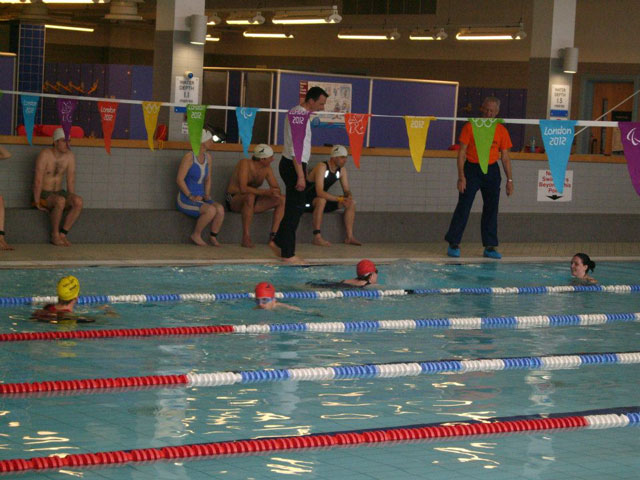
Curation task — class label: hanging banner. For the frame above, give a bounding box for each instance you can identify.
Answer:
[288,110,310,165]
[344,113,370,168]
[470,118,501,174]
[98,101,118,154]
[20,95,39,145]
[187,104,207,156]
[539,120,576,194]
[56,98,78,142]
[235,107,258,158]
[141,101,162,151]
[618,122,640,196]
[404,116,435,172]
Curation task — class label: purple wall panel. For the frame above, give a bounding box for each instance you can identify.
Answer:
[106,64,132,139]
[129,65,152,140]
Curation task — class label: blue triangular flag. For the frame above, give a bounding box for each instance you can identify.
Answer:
[540,120,576,194]
[235,107,258,158]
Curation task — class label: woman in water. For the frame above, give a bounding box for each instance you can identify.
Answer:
[570,253,597,284]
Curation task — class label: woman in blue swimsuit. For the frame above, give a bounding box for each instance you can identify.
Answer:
[176,129,225,246]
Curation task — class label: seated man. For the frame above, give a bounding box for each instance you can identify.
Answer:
[304,144,361,246]
[225,144,285,248]
[32,128,83,246]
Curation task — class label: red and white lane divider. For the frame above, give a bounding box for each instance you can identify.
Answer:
[0,408,637,474]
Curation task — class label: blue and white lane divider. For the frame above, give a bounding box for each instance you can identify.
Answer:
[237,312,640,333]
[186,352,640,387]
[1,283,639,306]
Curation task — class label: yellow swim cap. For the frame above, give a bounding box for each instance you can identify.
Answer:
[57,276,80,301]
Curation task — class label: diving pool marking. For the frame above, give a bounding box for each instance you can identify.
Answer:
[0,283,638,306]
[0,407,637,473]
[1,312,638,343]
[1,351,638,394]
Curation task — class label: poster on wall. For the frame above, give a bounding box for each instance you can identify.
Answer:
[174,76,200,113]
[549,84,570,120]
[299,80,352,125]
[537,169,573,201]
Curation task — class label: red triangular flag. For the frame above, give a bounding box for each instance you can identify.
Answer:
[344,113,370,168]
[98,101,118,154]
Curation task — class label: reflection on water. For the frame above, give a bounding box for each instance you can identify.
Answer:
[267,457,314,475]
[435,444,499,466]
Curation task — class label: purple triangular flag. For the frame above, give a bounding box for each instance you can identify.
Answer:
[56,98,78,142]
[619,122,640,196]
[288,110,310,165]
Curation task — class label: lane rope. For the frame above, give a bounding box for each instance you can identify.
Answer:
[0,283,638,307]
[1,351,638,395]
[0,407,637,473]
[2,312,638,343]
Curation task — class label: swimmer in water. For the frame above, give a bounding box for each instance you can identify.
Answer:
[254,281,301,311]
[307,259,379,289]
[570,253,597,285]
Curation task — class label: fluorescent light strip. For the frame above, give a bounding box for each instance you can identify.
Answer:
[206,35,220,42]
[243,32,293,39]
[338,33,390,40]
[45,24,94,32]
[409,34,436,40]
[272,18,328,25]
[456,33,514,40]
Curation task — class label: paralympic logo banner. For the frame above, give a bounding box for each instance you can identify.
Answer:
[187,104,207,156]
[344,113,370,168]
[235,107,258,158]
[404,116,435,172]
[470,118,502,174]
[142,101,161,151]
[539,120,576,194]
[56,98,78,142]
[618,122,640,196]
[288,110,310,165]
[20,95,39,145]
[98,101,118,154]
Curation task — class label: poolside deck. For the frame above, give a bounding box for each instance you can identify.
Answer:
[1,242,639,267]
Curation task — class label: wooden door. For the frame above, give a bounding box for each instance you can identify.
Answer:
[591,82,634,155]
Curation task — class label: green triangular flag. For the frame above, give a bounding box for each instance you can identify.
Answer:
[187,104,208,156]
[470,118,502,174]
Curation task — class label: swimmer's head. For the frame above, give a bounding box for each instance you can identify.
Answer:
[201,129,213,146]
[356,259,378,281]
[254,281,276,309]
[330,145,348,167]
[52,128,69,151]
[571,253,595,277]
[57,275,80,303]
[252,144,274,163]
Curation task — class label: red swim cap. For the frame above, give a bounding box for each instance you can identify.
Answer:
[356,259,376,277]
[255,281,275,298]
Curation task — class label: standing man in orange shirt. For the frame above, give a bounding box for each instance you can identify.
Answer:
[445,97,514,259]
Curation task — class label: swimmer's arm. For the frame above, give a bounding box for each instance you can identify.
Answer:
[66,153,77,194]
[33,151,48,206]
[204,153,213,199]
[0,145,11,160]
[340,168,352,197]
[278,303,301,311]
[176,153,194,198]
[265,167,281,193]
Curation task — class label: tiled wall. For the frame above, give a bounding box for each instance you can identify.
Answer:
[1,144,638,216]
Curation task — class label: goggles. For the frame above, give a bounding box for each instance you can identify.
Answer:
[255,297,274,305]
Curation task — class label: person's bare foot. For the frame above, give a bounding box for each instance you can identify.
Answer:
[312,235,331,247]
[281,255,306,265]
[51,235,68,247]
[190,233,208,246]
[241,235,254,248]
[210,235,222,247]
[61,234,72,247]
[344,237,362,246]
[0,237,14,251]
[269,240,281,258]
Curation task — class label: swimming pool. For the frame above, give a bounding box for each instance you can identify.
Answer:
[1,261,639,479]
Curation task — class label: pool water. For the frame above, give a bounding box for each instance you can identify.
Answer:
[0,261,639,479]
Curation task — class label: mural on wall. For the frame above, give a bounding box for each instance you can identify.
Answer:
[299,80,352,126]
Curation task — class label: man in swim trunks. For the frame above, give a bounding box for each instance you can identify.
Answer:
[0,145,14,250]
[32,128,83,246]
[304,144,361,247]
[226,144,285,248]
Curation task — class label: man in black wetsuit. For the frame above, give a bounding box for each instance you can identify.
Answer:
[304,145,361,247]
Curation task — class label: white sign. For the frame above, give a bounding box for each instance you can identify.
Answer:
[308,81,352,124]
[174,76,200,106]
[182,122,189,135]
[549,84,570,119]
[537,169,573,202]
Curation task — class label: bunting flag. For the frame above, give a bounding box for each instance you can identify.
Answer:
[141,101,161,151]
[56,98,78,142]
[470,118,502,174]
[404,116,435,172]
[539,120,576,194]
[20,95,39,145]
[618,122,640,196]
[235,107,258,158]
[98,101,118,154]
[288,110,310,165]
[344,113,370,168]
[187,104,207,156]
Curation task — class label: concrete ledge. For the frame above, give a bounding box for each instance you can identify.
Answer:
[5,209,640,244]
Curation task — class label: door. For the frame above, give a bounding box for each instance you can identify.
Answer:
[590,82,634,155]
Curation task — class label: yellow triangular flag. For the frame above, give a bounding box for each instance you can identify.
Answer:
[142,101,162,151]
[404,116,435,172]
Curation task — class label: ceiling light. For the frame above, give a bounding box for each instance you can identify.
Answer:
[206,34,220,42]
[243,30,293,39]
[410,27,447,41]
[514,23,527,40]
[189,14,207,45]
[207,13,222,26]
[45,24,94,32]
[456,26,523,40]
[226,11,265,25]
[272,5,342,25]
[104,1,143,22]
[42,1,107,3]
[563,47,578,73]
[338,28,400,40]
